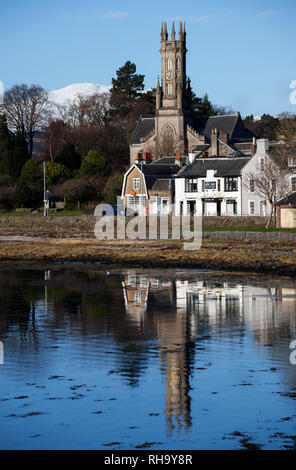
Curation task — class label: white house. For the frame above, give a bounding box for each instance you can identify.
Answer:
[174,139,278,217]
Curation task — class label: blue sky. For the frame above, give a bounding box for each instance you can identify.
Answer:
[1,0,295,117]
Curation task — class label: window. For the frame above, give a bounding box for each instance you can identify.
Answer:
[185,178,198,192]
[260,158,264,172]
[224,177,238,191]
[217,179,221,192]
[288,156,296,167]
[176,57,180,71]
[201,180,205,192]
[167,58,172,71]
[249,201,255,215]
[249,179,255,192]
[167,83,173,95]
[133,178,140,190]
[291,177,296,192]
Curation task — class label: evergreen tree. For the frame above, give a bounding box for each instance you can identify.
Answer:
[111,61,145,98]
[16,159,43,207]
[196,93,215,117]
[80,150,108,177]
[55,143,81,171]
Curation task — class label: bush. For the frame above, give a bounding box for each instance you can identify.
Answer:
[104,174,123,204]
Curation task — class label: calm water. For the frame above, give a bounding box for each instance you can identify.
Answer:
[1,264,296,450]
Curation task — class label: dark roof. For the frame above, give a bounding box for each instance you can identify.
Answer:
[135,162,179,190]
[136,163,180,176]
[277,192,296,206]
[199,113,255,142]
[152,156,187,165]
[194,144,211,152]
[176,157,251,178]
[202,115,238,140]
[234,142,253,156]
[151,179,171,191]
[131,117,155,145]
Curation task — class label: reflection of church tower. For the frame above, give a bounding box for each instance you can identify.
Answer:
[155,22,194,155]
[157,298,194,434]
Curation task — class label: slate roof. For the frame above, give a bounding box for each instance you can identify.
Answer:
[194,144,211,152]
[176,157,251,178]
[199,114,256,142]
[136,163,180,175]
[135,162,180,190]
[131,117,155,145]
[276,192,296,206]
[152,156,187,165]
[151,179,171,191]
[202,115,238,140]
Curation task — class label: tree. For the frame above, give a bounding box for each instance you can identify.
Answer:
[111,61,144,98]
[277,114,296,144]
[0,175,16,210]
[80,150,108,177]
[244,114,280,140]
[0,114,29,180]
[44,161,70,188]
[245,154,291,228]
[52,178,93,209]
[55,143,81,170]
[3,83,49,157]
[16,159,43,207]
[198,94,215,117]
[104,174,124,204]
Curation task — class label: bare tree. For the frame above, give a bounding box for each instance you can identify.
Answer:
[53,92,110,128]
[4,84,50,157]
[245,153,292,228]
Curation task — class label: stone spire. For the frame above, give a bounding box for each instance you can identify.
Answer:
[171,21,175,40]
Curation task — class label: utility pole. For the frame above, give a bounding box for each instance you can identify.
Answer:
[43,161,49,217]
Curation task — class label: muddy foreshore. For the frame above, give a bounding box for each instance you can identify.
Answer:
[0,215,295,275]
[0,236,295,276]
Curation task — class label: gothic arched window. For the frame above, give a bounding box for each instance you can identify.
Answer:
[162,124,175,155]
[167,58,172,71]
[176,57,180,71]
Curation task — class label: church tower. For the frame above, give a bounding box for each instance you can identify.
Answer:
[155,22,193,155]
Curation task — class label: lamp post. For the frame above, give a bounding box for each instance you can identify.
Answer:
[43,161,49,217]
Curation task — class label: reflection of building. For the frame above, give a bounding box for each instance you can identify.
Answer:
[122,271,296,433]
[122,271,195,434]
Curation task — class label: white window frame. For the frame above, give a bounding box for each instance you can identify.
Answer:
[133,178,140,190]
[249,200,255,215]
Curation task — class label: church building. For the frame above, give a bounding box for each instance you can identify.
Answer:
[129,22,255,166]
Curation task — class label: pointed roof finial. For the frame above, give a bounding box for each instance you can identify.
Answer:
[172,21,175,40]
[163,21,167,40]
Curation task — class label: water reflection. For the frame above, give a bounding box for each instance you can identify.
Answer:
[1,266,296,448]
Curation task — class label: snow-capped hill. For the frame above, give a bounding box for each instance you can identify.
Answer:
[49,83,111,106]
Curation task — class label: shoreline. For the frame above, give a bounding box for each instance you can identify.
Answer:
[0,236,295,276]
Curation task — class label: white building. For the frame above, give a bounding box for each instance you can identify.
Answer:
[174,139,290,217]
